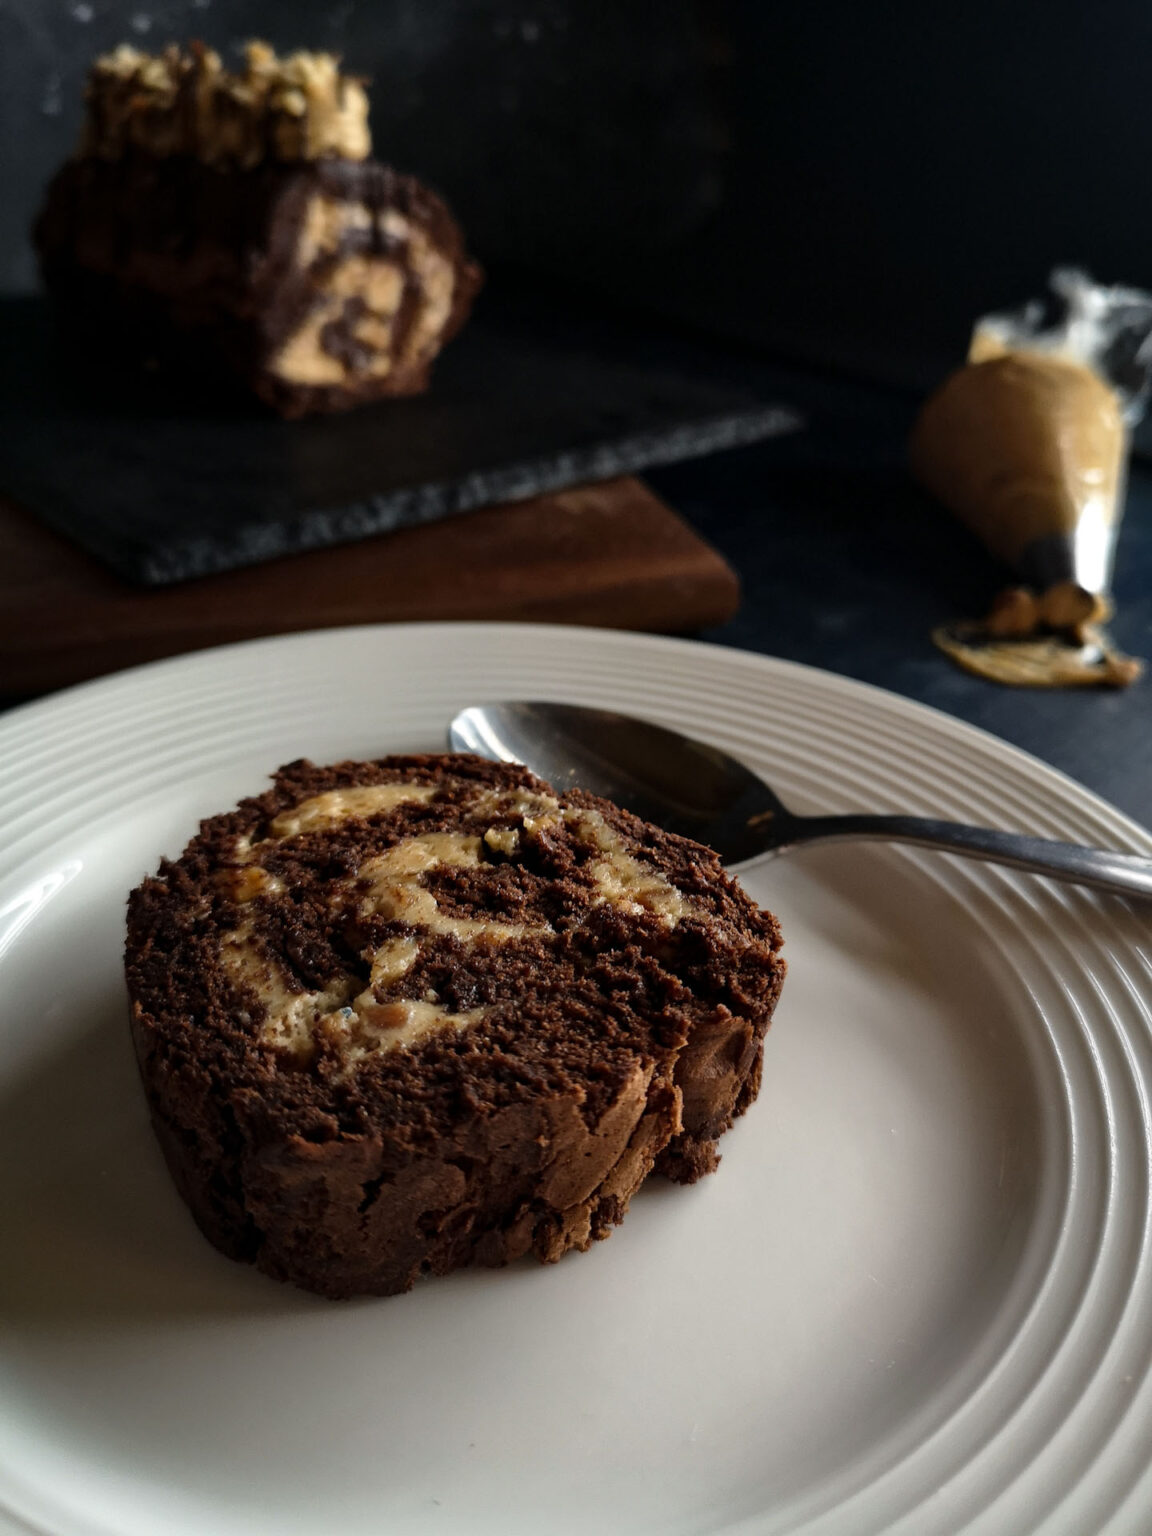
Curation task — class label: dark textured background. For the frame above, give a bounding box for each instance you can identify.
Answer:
[5,0,1152,388]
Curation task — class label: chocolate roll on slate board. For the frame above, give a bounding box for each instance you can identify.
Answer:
[36,155,482,421]
[13,40,799,587]
[35,42,482,419]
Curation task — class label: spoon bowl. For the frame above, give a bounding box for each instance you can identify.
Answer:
[449,700,1152,898]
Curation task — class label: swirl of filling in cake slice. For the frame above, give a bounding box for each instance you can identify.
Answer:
[125,754,785,1297]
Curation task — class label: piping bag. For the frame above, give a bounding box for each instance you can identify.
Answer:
[910,269,1152,686]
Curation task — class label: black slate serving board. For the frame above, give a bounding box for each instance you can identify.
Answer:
[0,287,799,585]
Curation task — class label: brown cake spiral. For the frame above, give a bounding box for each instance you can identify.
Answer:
[125,754,785,1297]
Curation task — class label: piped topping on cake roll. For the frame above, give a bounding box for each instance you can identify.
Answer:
[82,41,371,166]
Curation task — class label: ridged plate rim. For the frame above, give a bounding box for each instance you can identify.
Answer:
[0,621,1150,1536]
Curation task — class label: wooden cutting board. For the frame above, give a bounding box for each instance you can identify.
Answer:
[0,476,739,698]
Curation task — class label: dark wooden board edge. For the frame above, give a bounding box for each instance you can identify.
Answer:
[0,477,740,698]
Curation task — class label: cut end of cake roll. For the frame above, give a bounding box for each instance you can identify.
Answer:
[125,755,786,1298]
[34,41,482,417]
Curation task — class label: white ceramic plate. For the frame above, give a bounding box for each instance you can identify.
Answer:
[2,623,1151,1536]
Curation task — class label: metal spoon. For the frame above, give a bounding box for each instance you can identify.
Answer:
[448,701,1152,898]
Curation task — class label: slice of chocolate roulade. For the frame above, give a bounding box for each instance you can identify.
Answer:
[125,754,785,1298]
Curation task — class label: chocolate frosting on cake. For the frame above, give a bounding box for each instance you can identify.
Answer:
[125,755,785,1297]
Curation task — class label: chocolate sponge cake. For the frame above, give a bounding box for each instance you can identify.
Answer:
[35,43,482,417]
[125,755,785,1298]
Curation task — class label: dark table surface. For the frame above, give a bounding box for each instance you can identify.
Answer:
[646,356,1152,834]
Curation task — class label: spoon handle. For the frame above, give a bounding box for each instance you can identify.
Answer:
[779,814,1152,898]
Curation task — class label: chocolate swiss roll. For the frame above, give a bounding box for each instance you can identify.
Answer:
[125,755,785,1298]
[35,43,482,417]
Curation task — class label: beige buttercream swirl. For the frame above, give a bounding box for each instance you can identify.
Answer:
[219,780,692,1063]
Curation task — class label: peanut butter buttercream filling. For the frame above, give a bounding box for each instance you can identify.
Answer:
[267,207,460,390]
[218,779,694,1065]
[912,348,1143,687]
